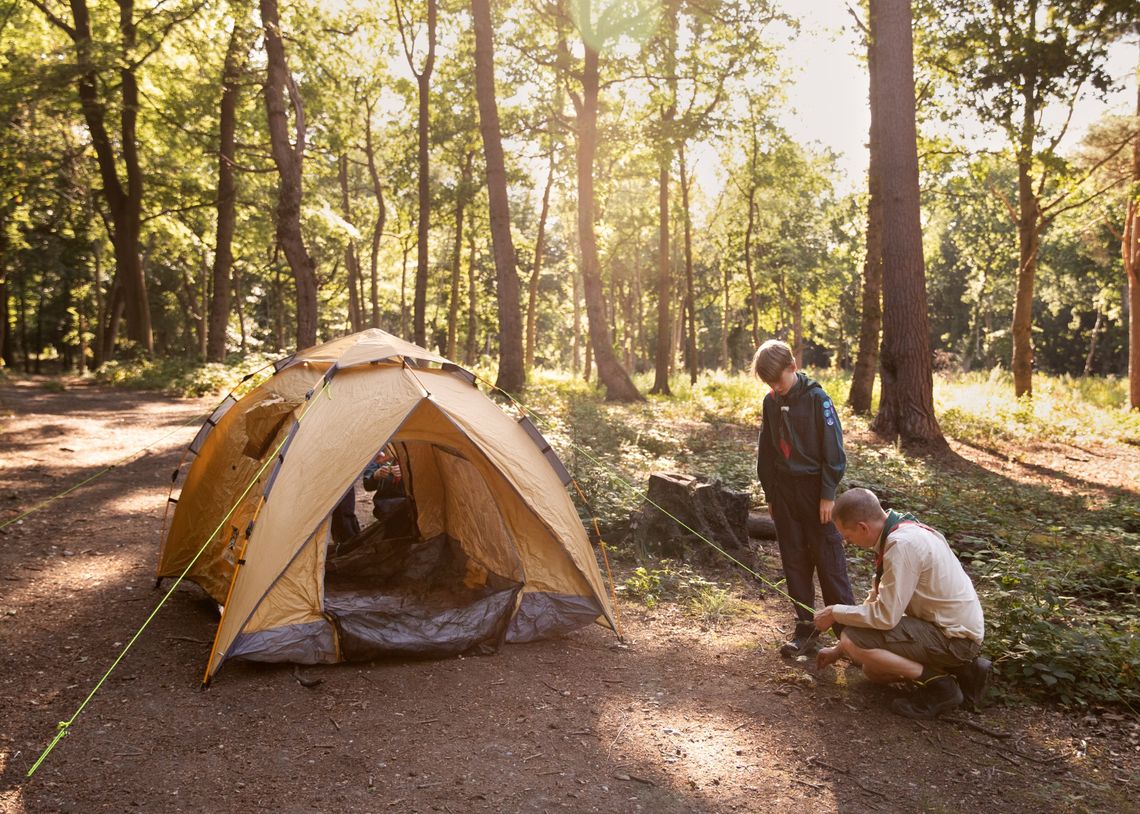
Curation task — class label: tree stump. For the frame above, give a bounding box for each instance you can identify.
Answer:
[624,472,750,560]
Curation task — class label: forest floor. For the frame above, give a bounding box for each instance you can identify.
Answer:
[1,376,1138,814]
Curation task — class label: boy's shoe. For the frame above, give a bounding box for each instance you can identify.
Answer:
[779,630,820,658]
[952,656,992,711]
[890,675,963,720]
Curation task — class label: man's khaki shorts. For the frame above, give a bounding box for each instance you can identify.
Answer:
[843,616,980,670]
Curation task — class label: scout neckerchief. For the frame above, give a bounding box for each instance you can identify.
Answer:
[773,374,803,460]
[874,509,917,589]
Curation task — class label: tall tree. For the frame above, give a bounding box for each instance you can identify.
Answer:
[394,0,437,346]
[207,14,252,361]
[848,3,883,415]
[471,0,525,392]
[260,0,318,349]
[932,0,1134,396]
[870,0,945,446]
[28,0,161,358]
[1128,39,1140,410]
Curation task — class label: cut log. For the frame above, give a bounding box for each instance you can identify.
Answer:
[624,472,750,559]
[747,510,777,540]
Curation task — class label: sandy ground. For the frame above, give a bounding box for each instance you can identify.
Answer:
[1,377,1137,813]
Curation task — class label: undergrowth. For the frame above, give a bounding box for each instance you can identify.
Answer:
[94,353,279,397]
[529,367,1140,711]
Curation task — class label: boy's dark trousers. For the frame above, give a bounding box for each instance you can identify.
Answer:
[768,473,855,638]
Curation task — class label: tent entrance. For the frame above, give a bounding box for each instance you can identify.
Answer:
[321,441,524,660]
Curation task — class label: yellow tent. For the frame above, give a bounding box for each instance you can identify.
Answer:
[157,329,616,683]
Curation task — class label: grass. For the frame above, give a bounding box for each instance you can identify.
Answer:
[34,354,1140,709]
[527,365,1139,710]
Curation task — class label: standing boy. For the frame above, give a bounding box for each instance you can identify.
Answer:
[753,339,855,657]
[814,488,991,719]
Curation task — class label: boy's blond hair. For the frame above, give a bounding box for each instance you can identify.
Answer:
[751,339,794,383]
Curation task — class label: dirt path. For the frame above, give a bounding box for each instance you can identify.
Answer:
[1,379,1136,813]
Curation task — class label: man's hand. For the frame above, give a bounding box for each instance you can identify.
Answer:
[813,605,836,632]
[819,498,834,525]
[865,586,878,604]
[816,644,843,671]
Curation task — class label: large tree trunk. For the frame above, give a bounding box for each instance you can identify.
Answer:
[869,0,944,447]
[62,0,152,356]
[364,103,386,329]
[573,43,642,401]
[207,17,249,361]
[849,1,883,414]
[339,153,363,332]
[471,0,524,392]
[1126,40,1139,410]
[260,0,318,349]
[526,157,555,373]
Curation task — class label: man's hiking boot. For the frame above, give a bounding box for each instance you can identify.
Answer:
[779,630,820,658]
[890,675,963,720]
[952,656,992,711]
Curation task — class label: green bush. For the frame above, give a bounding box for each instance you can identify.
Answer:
[94,353,278,397]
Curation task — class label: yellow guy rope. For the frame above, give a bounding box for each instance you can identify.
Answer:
[26,378,331,778]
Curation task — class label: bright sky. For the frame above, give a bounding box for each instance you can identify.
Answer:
[775,0,1139,194]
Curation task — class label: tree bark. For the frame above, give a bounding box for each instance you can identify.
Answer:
[650,7,678,395]
[59,0,153,356]
[260,0,318,349]
[849,1,883,414]
[869,0,945,447]
[471,0,524,392]
[680,143,697,385]
[339,153,363,332]
[364,103,386,329]
[207,17,249,362]
[526,156,555,373]
[396,0,437,347]
[572,42,642,401]
[447,152,473,360]
[465,214,478,365]
[1126,38,1139,410]
[1011,82,1040,398]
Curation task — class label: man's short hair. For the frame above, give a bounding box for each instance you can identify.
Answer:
[833,487,884,527]
[751,339,794,383]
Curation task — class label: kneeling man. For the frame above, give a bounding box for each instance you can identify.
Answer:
[813,488,991,718]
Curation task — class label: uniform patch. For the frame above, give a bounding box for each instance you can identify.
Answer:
[826,419,835,426]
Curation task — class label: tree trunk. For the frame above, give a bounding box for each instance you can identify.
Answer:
[472,0,524,391]
[869,0,944,447]
[526,157,554,373]
[365,102,386,329]
[404,0,437,347]
[744,185,758,350]
[572,266,581,375]
[1011,101,1040,398]
[339,153,363,332]
[680,143,697,385]
[849,1,883,414]
[651,8,677,395]
[260,0,318,349]
[1083,307,1103,375]
[1126,39,1139,410]
[465,217,478,366]
[573,43,642,401]
[447,152,472,360]
[207,17,249,362]
[61,0,152,356]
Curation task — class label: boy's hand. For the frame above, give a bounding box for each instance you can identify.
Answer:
[819,498,834,524]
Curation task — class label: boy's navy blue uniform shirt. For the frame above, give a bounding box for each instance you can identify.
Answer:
[756,372,846,501]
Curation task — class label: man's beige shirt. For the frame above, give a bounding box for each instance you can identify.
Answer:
[833,521,984,643]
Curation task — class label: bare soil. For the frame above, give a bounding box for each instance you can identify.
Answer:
[1,377,1137,813]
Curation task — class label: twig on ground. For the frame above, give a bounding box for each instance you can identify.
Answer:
[963,733,1061,765]
[943,714,1012,739]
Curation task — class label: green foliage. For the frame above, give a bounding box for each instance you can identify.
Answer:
[94,353,278,397]
[619,560,740,625]
[532,367,1139,710]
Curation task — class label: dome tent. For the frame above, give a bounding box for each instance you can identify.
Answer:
[157,329,616,683]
